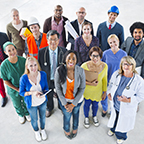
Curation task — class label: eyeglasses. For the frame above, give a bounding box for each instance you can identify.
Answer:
[122,63,133,66]
[48,38,58,42]
[78,11,85,14]
[91,54,100,59]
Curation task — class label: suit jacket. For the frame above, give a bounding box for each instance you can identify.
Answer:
[38,46,67,86]
[121,37,144,78]
[54,65,85,106]
[43,16,68,47]
[68,19,94,50]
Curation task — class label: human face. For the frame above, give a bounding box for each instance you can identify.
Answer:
[27,60,38,74]
[108,12,118,24]
[108,37,119,51]
[11,10,19,24]
[54,6,63,19]
[66,53,77,69]
[82,25,92,36]
[122,61,133,73]
[76,7,86,21]
[133,28,144,42]
[90,51,100,64]
[5,45,17,58]
[29,24,40,36]
[47,34,59,51]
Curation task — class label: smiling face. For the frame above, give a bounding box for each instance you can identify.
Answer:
[108,37,119,51]
[122,61,133,73]
[133,28,144,42]
[5,45,17,58]
[54,6,63,19]
[66,53,77,69]
[76,7,86,22]
[27,60,38,74]
[90,51,100,64]
[11,10,20,24]
[29,24,40,36]
[108,12,118,24]
[82,24,92,36]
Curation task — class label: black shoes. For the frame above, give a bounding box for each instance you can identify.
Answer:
[102,111,107,117]
[1,96,8,107]
[64,131,77,139]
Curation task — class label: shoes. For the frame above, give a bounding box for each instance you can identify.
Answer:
[1,96,8,107]
[25,115,31,122]
[71,132,77,139]
[102,111,107,117]
[83,117,90,128]
[116,139,124,144]
[46,110,51,117]
[108,130,114,136]
[64,131,71,140]
[35,131,41,142]
[19,116,25,124]
[41,129,47,141]
[93,116,100,127]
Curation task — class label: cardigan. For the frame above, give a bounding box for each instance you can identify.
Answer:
[19,71,49,109]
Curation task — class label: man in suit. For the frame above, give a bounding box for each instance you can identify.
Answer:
[43,5,68,48]
[68,7,94,50]
[121,22,144,78]
[38,30,67,117]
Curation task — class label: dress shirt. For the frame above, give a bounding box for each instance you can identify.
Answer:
[77,20,84,36]
[106,21,116,29]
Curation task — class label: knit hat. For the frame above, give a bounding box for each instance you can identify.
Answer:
[28,17,39,26]
[3,41,17,51]
[108,6,119,15]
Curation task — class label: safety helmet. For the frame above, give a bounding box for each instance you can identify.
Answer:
[108,6,119,15]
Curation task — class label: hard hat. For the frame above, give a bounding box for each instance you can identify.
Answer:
[28,17,39,26]
[108,6,119,14]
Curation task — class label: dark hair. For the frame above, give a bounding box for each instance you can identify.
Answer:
[89,46,103,58]
[82,21,92,29]
[46,30,60,39]
[130,22,144,37]
[55,5,63,10]
[58,50,78,84]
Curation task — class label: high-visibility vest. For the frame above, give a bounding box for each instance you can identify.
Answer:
[27,33,48,59]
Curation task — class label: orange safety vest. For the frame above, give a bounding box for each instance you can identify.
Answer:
[27,33,48,59]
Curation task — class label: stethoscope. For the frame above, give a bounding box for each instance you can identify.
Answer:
[110,73,135,90]
[43,47,64,66]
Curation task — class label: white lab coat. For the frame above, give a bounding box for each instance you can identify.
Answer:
[107,70,144,132]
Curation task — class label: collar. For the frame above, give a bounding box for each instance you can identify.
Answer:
[49,46,58,54]
[52,15,63,23]
[77,19,84,26]
[106,21,116,29]
[133,39,143,46]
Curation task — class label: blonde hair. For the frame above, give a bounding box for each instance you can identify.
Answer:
[107,34,119,43]
[24,57,41,74]
[119,56,137,75]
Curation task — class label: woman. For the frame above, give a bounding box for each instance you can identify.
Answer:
[54,50,85,139]
[101,34,127,117]
[6,8,27,56]
[0,42,30,124]
[107,56,144,144]
[74,21,99,65]
[19,57,49,142]
[81,46,107,128]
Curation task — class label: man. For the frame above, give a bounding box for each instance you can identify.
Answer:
[43,5,68,48]
[0,32,9,107]
[96,5,124,51]
[25,17,48,59]
[38,30,67,117]
[68,7,94,50]
[121,22,144,78]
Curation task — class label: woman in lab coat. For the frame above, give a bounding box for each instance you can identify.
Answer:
[107,56,144,144]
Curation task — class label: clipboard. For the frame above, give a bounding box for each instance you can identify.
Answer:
[84,70,98,82]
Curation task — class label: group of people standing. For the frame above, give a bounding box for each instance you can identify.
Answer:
[0,4,144,144]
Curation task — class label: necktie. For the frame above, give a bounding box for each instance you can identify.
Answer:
[109,24,111,30]
[53,51,56,74]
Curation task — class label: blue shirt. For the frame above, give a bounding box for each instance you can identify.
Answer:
[113,75,131,112]
[106,21,116,29]
[49,47,58,80]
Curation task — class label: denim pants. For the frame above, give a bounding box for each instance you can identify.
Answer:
[101,95,108,112]
[84,98,99,117]
[110,110,127,140]
[28,101,47,131]
[59,99,82,132]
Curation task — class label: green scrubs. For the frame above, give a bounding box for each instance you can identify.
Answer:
[0,56,29,117]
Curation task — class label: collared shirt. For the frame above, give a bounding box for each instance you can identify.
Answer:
[25,33,42,55]
[77,19,84,36]
[129,39,143,57]
[49,47,58,80]
[106,21,116,29]
[51,16,64,47]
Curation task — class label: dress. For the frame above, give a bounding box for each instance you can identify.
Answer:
[96,21,124,51]
[0,56,29,116]
[74,35,99,65]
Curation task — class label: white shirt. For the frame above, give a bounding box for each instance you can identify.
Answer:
[77,20,84,36]
[12,20,23,31]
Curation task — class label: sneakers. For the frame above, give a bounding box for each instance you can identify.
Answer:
[117,139,124,144]
[25,115,31,122]
[84,117,90,128]
[41,129,47,141]
[93,116,100,127]
[108,130,114,136]
[35,131,41,142]
[19,116,25,124]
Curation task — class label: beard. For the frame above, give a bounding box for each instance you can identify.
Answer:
[134,37,142,41]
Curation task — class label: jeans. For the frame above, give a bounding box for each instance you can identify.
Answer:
[28,101,46,131]
[101,95,108,112]
[110,110,127,140]
[59,99,82,132]
[84,98,99,117]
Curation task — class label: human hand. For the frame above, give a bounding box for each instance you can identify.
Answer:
[117,95,131,103]
[108,93,112,101]
[102,92,106,100]
[65,104,74,113]
[91,79,99,86]
[21,35,26,40]
[33,91,43,98]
